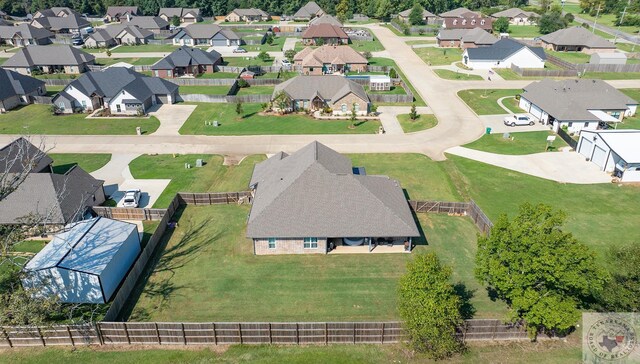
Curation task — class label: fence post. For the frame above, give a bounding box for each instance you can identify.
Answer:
[353,323,356,344]
[155,323,161,345]
[238,323,242,344]
[381,322,385,344]
[268,323,272,344]
[67,325,74,346]
[212,323,217,345]
[94,322,104,345]
[325,323,328,345]
[295,323,299,344]
[36,326,46,346]
[124,322,131,344]
[492,321,498,340]
[181,323,187,345]
[2,327,12,348]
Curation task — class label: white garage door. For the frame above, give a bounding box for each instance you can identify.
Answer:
[578,138,593,158]
[529,104,543,120]
[591,146,608,169]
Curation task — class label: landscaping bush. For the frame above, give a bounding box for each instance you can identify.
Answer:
[237,79,249,88]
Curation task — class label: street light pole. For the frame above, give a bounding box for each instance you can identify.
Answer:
[614,7,627,44]
[592,4,601,34]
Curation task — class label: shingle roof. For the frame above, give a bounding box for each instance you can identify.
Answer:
[230,8,269,17]
[152,46,222,70]
[0,68,44,102]
[122,16,169,30]
[106,6,139,17]
[294,1,324,18]
[398,8,436,18]
[3,45,95,67]
[437,27,497,44]
[88,25,153,42]
[0,24,53,40]
[247,141,419,238]
[0,137,52,174]
[443,15,492,30]
[491,8,536,19]
[540,26,615,48]
[32,13,90,31]
[439,7,478,17]
[309,14,343,27]
[521,79,638,122]
[302,24,349,39]
[274,75,369,104]
[176,23,240,40]
[159,8,201,18]
[36,7,77,18]
[294,45,367,67]
[466,38,546,61]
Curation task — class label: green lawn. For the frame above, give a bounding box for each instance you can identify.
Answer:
[397,114,438,133]
[179,85,231,95]
[45,85,65,96]
[463,131,568,155]
[129,154,263,208]
[582,72,640,80]
[112,44,179,53]
[350,38,385,52]
[507,25,542,38]
[433,69,484,81]
[615,42,639,52]
[0,105,160,135]
[242,36,287,51]
[364,85,406,95]
[225,57,274,67]
[236,85,274,95]
[179,103,381,136]
[198,72,240,79]
[14,240,47,253]
[367,57,396,67]
[457,89,522,115]
[546,50,591,64]
[413,47,463,66]
[95,57,161,66]
[405,40,436,45]
[363,58,425,106]
[503,97,522,114]
[617,89,640,129]
[562,3,640,34]
[49,153,112,173]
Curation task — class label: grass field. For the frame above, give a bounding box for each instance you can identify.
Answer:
[433,69,483,81]
[367,57,396,67]
[179,85,231,95]
[360,58,425,106]
[463,131,567,155]
[350,38,385,52]
[95,57,161,66]
[582,72,640,80]
[45,85,65,96]
[506,25,542,38]
[50,153,112,174]
[236,85,274,95]
[178,103,381,136]
[617,89,640,129]
[364,85,406,95]
[242,36,287,51]
[225,57,274,67]
[414,47,463,66]
[129,154,263,208]
[405,40,437,45]
[457,89,521,115]
[198,72,240,79]
[112,44,179,53]
[546,50,591,64]
[562,3,639,34]
[0,105,160,135]
[397,114,438,133]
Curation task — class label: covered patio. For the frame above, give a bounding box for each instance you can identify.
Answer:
[327,237,412,254]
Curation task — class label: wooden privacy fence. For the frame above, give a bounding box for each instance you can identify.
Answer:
[510,64,577,77]
[92,206,168,221]
[576,63,640,73]
[44,79,72,86]
[408,200,493,235]
[462,319,528,341]
[179,94,228,103]
[177,191,252,205]
[170,78,236,86]
[557,127,578,150]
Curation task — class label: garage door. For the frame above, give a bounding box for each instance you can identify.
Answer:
[211,39,227,46]
[529,104,543,120]
[578,138,593,158]
[591,146,608,169]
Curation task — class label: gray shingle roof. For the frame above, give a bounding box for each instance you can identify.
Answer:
[466,38,546,61]
[540,26,615,49]
[230,8,269,17]
[274,75,369,104]
[123,16,169,30]
[521,79,638,121]
[247,141,420,238]
[151,46,222,70]
[437,27,497,45]
[106,6,139,17]
[491,8,536,19]
[88,25,153,42]
[309,14,343,27]
[3,45,95,67]
[0,24,53,40]
[159,8,201,18]
[176,23,240,40]
[32,13,90,31]
[439,7,477,17]
[0,68,44,101]
[398,8,436,18]
[294,2,324,18]
[0,137,52,174]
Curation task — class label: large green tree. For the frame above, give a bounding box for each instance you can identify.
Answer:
[597,243,640,312]
[538,11,568,34]
[335,0,349,23]
[398,253,465,359]
[476,203,607,339]
[493,16,509,33]
[408,3,425,25]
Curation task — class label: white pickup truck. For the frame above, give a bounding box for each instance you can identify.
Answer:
[503,114,534,127]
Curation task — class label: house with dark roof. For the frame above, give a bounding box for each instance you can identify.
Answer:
[247,141,420,255]
[84,25,153,48]
[309,14,343,27]
[397,8,438,24]
[122,16,169,33]
[491,8,537,25]
[0,137,53,174]
[158,8,202,23]
[0,24,53,47]
[437,27,497,48]
[151,47,222,78]
[31,13,90,34]
[225,8,270,22]
[273,75,370,115]
[171,24,241,47]
[293,1,325,21]
[302,24,349,45]
[294,45,368,75]
[105,6,139,23]
[33,7,77,19]
[2,45,95,75]
[0,68,46,112]
[518,79,638,133]
[463,38,546,69]
[540,26,615,54]
[52,68,178,114]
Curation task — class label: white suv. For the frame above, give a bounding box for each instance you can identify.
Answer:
[122,189,141,208]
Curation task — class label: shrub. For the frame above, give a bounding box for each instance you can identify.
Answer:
[237,79,249,88]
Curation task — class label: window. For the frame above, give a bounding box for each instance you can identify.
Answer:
[568,122,573,127]
[341,103,347,113]
[611,111,621,119]
[268,238,276,249]
[116,104,121,113]
[453,19,457,25]
[81,100,86,108]
[584,122,589,127]
[304,237,318,249]
[481,19,485,25]
[462,19,466,25]
[354,103,360,112]
[471,19,476,25]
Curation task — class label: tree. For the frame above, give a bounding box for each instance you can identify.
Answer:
[375,0,392,21]
[171,15,180,27]
[493,16,510,33]
[409,104,418,120]
[257,51,270,62]
[538,11,568,34]
[105,48,111,57]
[284,49,297,61]
[476,203,607,339]
[235,101,243,116]
[596,243,640,312]
[398,253,465,359]
[563,13,575,24]
[336,0,349,24]
[272,91,291,114]
[408,3,425,26]
[363,51,372,60]
[349,102,357,128]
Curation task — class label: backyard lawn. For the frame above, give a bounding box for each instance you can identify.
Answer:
[396,114,438,133]
[367,57,396,67]
[224,57,274,67]
[112,44,179,53]
[361,58,425,106]
[50,153,112,173]
[242,36,286,51]
[506,25,542,38]
[413,47,463,66]
[433,69,483,81]
[0,105,160,135]
[178,103,381,136]
[617,89,640,129]
[45,85,65,96]
[582,72,640,80]
[457,89,521,115]
[350,38,385,52]
[235,85,274,95]
[129,154,264,208]
[364,85,406,95]
[463,131,567,155]
[179,85,231,95]
[198,72,240,79]
[95,57,161,66]
[546,50,591,64]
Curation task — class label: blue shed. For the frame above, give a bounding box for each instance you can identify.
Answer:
[22,217,141,304]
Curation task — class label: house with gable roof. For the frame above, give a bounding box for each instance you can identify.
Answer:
[294,45,368,75]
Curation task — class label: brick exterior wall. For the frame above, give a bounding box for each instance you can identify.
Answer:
[254,238,328,255]
[154,69,171,78]
[330,92,369,115]
[438,39,461,48]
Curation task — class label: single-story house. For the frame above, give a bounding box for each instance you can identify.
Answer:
[273,75,370,115]
[0,68,46,112]
[247,141,420,255]
[0,137,53,174]
[442,14,493,31]
[22,217,141,304]
[171,24,241,47]
[439,7,479,19]
[158,8,202,23]
[52,67,179,115]
[463,38,546,69]
[34,7,77,19]
[397,8,438,24]
[105,6,139,23]
[30,13,90,34]
[84,25,153,48]
[518,79,638,133]
[122,16,169,33]
[491,8,537,25]
[577,130,640,182]
[294,45,367,75]
[309,14,343,27]
[225,8,270,22]
[540,26,616,54]
[0,24,53,47]
[302,24,349,46]
[2,45,95,75]
[293,1,325,21]
[590,52,627,65]
[152,46,223,78]
[437,27,497,48]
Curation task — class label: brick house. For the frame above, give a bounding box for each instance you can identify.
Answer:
[0,68,46,112]
[225,8,270,22]
[440,7,493,31]
[2,45,95,75]
[105,6,139,23]
[171,24,241,47]
[491,8,537,25]
[151,47,223,78]
[436,28,497,48]
[158,8,202,23]
[301,24,349,45]
[294,45,368,75]
[540,26,616,54]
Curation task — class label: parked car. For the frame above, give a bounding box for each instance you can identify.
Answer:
[504,114,534,127]
[72,38,84,46]
[281,59,291,67]
[122,189,141,208]
[233,47,247,53]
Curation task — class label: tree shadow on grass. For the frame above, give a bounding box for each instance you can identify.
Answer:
[453,282,477,320]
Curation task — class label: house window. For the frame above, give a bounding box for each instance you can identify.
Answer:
[611,111,621,118]
[462,19,466,25]
[81,100,86,108]
[116,104,121,113]
[268,238,276,249]
[481,19,485,25]
[584,122,589,127]
[568,122,573,127]
[341,103,347,113]
[453,19,457,25]
[471,20,476,25]
[354,103,360,113]
[58,102,65,110]
[303,237,318,249]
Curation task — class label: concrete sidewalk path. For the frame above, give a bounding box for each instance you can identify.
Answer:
[377,106,432,135]
[149,104,198,136]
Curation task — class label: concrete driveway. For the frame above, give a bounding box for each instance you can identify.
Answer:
[149,104,198,136]
[111,179,171,208]
[479,115,550,134]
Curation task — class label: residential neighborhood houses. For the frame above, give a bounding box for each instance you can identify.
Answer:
[463,38,546,69]
[225,8,271,23]
[0,68,46,112]
[2,45,95,75]
[171,24,241,47]
[158,8,202,23]
[294,45,368,75]
[151,47,222,78]
[0,24,54,46]
[540,26,616,53]
[84,25,153,48]
[104,6,139,23]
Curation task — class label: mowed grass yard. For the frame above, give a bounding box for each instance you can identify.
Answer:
[463,131,568,155]
[457,89,521,115]
[397,114,438,133]
[414,47,463,66]
[178,103,381,135]
[0,105,160,135]
[433,69,483,81]
[49,153,111,173]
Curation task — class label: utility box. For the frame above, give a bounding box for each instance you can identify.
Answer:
[196,159,203,167]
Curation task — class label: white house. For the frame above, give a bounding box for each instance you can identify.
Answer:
[491,8,537,25]
[577,130,640,182]
[22,217,141,304]
[463,38,546,69]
